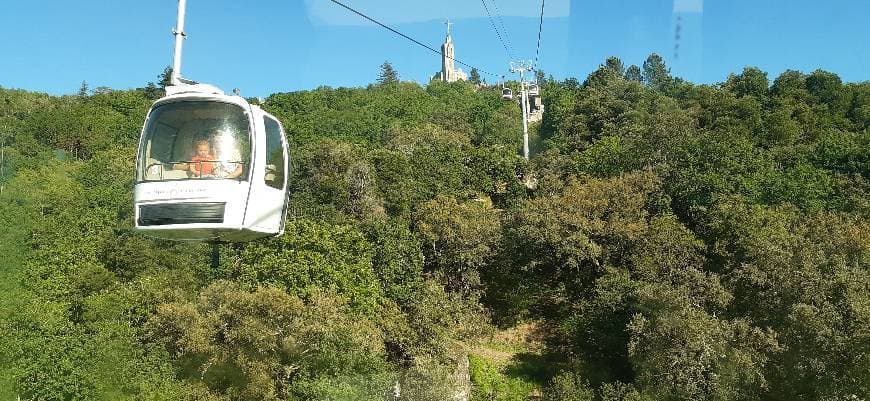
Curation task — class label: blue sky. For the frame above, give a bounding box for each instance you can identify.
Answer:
[1,0,867,97]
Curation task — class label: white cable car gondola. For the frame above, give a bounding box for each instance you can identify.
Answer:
[528,81,542,111]
[134,0,290,242]
[500,77,514,100]
[528,82,540,97]
[501,86,513,100]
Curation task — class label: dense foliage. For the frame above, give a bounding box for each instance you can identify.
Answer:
[0,55,868,400]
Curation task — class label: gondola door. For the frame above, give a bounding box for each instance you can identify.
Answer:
[243,111,289,234]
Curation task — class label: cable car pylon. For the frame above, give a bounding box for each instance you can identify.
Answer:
[510,60,534,160]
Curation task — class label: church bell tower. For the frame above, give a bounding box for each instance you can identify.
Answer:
[433,19,467,82]
[441,19,456,82]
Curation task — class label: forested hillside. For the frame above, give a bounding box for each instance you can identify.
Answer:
[1,55,868,401]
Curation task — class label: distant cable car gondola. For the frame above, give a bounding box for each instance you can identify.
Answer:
[528,82,540,97]
[133,0,290,242]
[501,81,514,100]
[501,87,514,100]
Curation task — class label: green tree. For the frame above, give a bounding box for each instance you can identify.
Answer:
[805,69,851,113]
[848,82,870,128]
[641,53,671,91]
[604,56,626,77]
[78,80,89,97]
[377,61,399,85]
[415,195,502,294]
[158,66,173,89]
[236,218,383,314]
[706,200,870,400]
[501,172,736,388]
[544,372,595,401]
[147,281,390,400]
[470,68,482,85]
[625,65,642,82]
[723,66,769,99]
[770,69,807,98]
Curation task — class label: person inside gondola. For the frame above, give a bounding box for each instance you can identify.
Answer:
[185,138,216,177]
[212,133,244,179]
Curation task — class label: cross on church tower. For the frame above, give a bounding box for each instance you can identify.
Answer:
[445,19,453,37]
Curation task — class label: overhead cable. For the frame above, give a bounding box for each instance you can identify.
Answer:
[488,0,515,56]
[329,0,497,77]
[533,0,545,68]
[480,0,514,60]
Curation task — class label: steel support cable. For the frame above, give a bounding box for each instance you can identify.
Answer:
[329,0,498,77]
[480,0,513,60]
[533,0,545,69]
[487,0,514,56]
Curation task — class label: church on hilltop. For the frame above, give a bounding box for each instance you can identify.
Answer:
[432,20,467,83]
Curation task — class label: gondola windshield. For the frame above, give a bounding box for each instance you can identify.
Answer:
[138,101,251,182]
